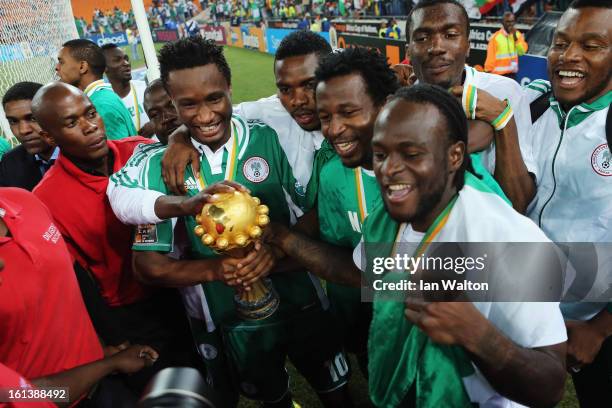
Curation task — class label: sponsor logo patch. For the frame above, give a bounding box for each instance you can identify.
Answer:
[243,156,269,183]
[591,143,612,176]
[134,224,158,244]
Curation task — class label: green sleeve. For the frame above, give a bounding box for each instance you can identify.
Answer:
[95,98,137,140]
[469,152,511,205]
[117,147,175,253]
[607,303,612,313]
[305,139,336,211]
[0,138,11,160]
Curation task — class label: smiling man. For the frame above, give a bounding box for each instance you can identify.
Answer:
[522,1,612,405]
[356,84,567,408]
[0,82,58,190]
[267,48,399,381]
[125,38,347,408]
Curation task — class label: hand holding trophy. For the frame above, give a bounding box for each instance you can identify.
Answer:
[193,190,280,320]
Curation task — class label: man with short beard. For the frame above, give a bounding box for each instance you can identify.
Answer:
[522,1,612,405]
[357,84,567,408]
[404,0,536,212]
[101,44,154,137]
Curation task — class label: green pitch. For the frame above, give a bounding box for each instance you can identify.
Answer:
[125,44,277,103]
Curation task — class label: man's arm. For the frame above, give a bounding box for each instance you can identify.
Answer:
[132,250,227,287]
[33,345,158,408]
[467,120,494,153]
[492,118,536,213]
[405,301,566,407]
[515,31,528,56]
[452,86,536,212]
[566,308,612,370]
[268,220,362,287]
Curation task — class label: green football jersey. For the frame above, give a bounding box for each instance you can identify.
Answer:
[86,80,137,140]
[318,155,382,248]
[127,115,324,326]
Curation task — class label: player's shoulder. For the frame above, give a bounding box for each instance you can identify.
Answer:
[521,79,552,103]
[474,69,522,95]
[319,154,344,178]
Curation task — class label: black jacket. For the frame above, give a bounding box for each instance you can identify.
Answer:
[0,145,45,191]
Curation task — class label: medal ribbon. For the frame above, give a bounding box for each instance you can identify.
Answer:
[461,67,478,120]
[353,167,368,224]
[197,122,238,190]
[131,82,141,130]
[83,79,107,97]
[392,194,458,260]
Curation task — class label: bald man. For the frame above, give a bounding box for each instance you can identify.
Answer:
[31,82,198,394]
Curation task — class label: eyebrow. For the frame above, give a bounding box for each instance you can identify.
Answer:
[414,23,463,33]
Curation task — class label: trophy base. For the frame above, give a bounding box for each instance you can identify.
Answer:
[234,278,280,320]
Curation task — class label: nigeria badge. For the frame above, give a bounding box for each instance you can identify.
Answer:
[243,156,270,183]
[591,143,612,176]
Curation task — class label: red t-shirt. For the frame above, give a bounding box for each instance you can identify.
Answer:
[0,363,57,408]
[0,188,103,380]
[33,137,152,307]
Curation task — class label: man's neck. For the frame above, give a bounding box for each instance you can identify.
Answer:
[37,146,55,162]
[70,154,110,176]
[79,75,102,92]
[411,185,458,233]
[109,78,131,98]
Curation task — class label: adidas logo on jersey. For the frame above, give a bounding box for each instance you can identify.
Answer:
[184,177,198,191]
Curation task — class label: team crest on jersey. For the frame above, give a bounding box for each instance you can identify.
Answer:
[134,224,158,244]
[591,144,612,176]
[199,343,218,360]
[243,156,269,183]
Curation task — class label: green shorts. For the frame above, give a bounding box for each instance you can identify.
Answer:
[188,318,239,407]
[222,305,350,402]
[327,282,372,356]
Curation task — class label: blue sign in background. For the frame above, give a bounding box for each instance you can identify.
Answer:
[265,28,330,55]
[517,54,549,87]
[87,32,128,47]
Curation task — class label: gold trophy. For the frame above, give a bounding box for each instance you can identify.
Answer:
[193,191,279,320]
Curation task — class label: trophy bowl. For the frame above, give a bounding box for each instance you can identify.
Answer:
[193,191,279,320]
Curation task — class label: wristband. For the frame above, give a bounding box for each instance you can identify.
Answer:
[462,84,477,120]
[491,99,513,131]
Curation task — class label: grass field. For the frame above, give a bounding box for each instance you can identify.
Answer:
[124,43,580,408]
[125,44,277,103]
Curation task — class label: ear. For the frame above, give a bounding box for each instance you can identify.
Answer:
[79,60,88,75]
[447,140,465,174]
[38,129,57,148]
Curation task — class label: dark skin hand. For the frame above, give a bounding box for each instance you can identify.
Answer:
[153,180,249,219]
[566,309,612,371]
[405,300,566,407]
[162,124,199,195]
[132,241,276,290]
[393,65,493,153]
[138,121,157,138]
[33,344,158,408]
[450,86,535,212]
